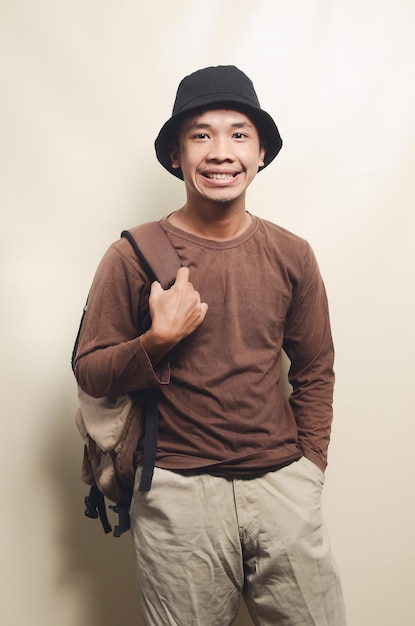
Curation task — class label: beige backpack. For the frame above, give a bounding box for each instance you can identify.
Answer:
[72,222,181,536]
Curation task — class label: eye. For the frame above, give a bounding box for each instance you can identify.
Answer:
[192,132,209,140]
[233,132,247,139]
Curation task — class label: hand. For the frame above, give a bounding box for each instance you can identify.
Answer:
[141,267,208,364]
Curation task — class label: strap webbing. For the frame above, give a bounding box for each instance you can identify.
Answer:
[84,485,112,534]
[121,222,181,289]
[109,503,131,537]
[138,387,160,491]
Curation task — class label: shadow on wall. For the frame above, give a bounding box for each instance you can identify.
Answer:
[45,392,142,626]
[44,391,254,626]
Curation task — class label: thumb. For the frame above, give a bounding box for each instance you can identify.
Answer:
[149,280,164,299]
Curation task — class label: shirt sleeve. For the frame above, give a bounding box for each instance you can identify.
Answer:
[282,243,335,472]
[73,241,171,397]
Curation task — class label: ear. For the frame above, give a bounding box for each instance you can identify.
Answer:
[259,141,267,168]
[169,143,181,170]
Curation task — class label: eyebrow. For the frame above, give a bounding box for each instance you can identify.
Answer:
[185,121,254,132]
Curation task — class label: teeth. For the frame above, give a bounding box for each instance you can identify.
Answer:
[207,173,235,180]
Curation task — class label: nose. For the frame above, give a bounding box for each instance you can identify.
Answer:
[206,137,234,162]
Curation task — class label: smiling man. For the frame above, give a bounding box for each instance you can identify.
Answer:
[74,66,346,625]
[169,109,265,212]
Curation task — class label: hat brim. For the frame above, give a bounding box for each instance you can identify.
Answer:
[154,103,282,180]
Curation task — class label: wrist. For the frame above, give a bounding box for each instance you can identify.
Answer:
[140,328,176,366]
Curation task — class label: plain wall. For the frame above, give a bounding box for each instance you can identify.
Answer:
[1,1,414,624]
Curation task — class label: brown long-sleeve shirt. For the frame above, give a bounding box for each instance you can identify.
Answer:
[75,215,334,475]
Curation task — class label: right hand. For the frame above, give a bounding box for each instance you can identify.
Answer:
[141,267,208,363]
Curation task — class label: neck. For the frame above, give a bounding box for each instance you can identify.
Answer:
[169,202,251,241]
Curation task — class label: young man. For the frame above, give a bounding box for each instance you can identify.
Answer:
[74,66,346,625]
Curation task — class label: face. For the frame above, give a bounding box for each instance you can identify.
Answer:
[170,109,266,208]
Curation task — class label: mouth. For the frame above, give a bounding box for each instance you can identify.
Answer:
[203,172,239,181]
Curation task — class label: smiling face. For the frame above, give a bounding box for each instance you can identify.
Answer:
[169,109,266,211]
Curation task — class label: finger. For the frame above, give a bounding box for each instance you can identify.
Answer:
[150,280,163,297]
[174,266,190,286]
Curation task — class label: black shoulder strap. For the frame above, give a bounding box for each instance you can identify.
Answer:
[121,222,182,493]
[121,221,181,289]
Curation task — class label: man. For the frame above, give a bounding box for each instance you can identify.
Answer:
[75,65,346,625]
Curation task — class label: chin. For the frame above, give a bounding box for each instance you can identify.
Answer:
[205,189,242,204]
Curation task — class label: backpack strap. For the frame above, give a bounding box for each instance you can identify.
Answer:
[121,221,181,289]
[71,301,88,373]
[121,221,181,493]
[84,484,112,534]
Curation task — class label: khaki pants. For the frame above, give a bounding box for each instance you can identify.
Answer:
[130,458,346,626]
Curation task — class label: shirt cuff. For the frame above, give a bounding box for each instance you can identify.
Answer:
[134,336,171,386]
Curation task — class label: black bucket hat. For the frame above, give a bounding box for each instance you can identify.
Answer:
[155,65,283,179]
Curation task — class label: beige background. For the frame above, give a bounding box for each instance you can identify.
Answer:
[1,1,414,624]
